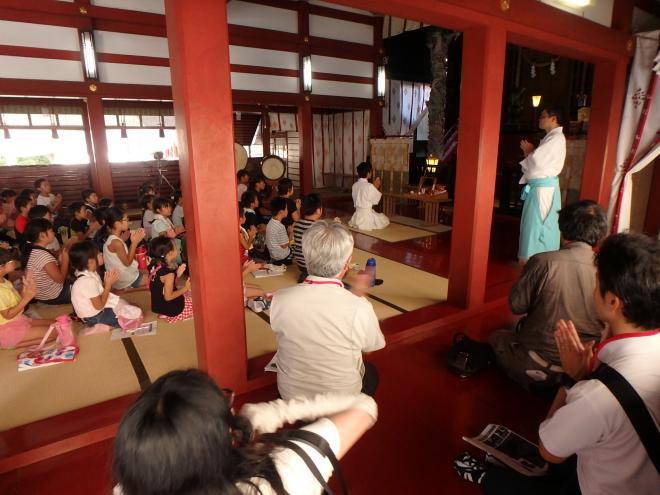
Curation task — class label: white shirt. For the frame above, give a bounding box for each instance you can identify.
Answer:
[152,214,175,237]
[71,270,119,318]
[36,193,55,208]
[103,235,140,290]
[265,218,290,261]
[270,275,386,399]
[172,205,184,227]
[114,418,341,495]
[351,178,382,210]
[519,127,566,184]
[237,183,248,200]
[142,210,155,238]
[539,332,660,495]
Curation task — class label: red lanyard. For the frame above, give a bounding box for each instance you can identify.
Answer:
[303,279,343,288]
[589,329,660,373]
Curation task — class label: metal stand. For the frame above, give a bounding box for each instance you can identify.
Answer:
[155,156,176,195]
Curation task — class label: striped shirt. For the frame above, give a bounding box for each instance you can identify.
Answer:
[292,219,315,269]
[26,247,63,301]
[266,218,290,261]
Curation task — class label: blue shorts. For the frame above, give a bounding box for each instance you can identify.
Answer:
[82,307,119,327]
[128,273,144,288]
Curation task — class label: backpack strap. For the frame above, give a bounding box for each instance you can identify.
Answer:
[265,429,348,495]
[591,364,660,474]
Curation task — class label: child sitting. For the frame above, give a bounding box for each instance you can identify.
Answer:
[240,191,266,230]
[24,219,71,304]
[0,248,57,349]
[99,197,113,208]
[28,205,62,252]
[172,192,184,228]
[68,202,97,241]
[34,178,63,215]
[92,207,109,252]
[277,178,300,230]
[249,175,271,222]
[69,241,121,328]
[14,194,32,238]
[348,161,390,231]
[265,198,292,265]
[239,207,256,266]
[103,207,146,290]
[81,189,99,215]
[1,189,17,231]
[152,197,184,265]
[148,237,192,323]
[292,193,324,283]
[237,170,249,200]
[140,194,155,239]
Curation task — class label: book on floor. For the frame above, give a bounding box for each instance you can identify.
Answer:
[110,320,158,340]
[462,424,548,477]
[17,345,80,372]
[252,269,285,278]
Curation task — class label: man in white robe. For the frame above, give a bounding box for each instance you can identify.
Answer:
[518,107,566,261]
[348,162,390,231]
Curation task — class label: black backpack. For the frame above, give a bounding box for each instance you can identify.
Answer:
[447,332,493,378]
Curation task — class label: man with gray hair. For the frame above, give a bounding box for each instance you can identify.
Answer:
[269,220,386,400]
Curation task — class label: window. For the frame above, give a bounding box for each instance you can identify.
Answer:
[0,103,89,166]
[104,102,178,163]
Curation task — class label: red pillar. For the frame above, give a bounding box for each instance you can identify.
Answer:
[298,102,314,194]
[579,58,628,206]
[85,95,114,199]
[165,0,247,389]
[447,26,506,308]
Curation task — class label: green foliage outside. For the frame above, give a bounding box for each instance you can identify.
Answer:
[0,154,53,166]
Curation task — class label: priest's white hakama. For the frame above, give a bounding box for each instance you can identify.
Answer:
[348,178,390,231]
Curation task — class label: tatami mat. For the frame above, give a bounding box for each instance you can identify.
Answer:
[0,330,140,432]
[245,310,277,359]
[351,249,448,311]
[348,222,434,242]
[390,215,452,234]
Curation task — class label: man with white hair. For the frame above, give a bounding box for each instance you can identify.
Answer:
[269,220,386,400]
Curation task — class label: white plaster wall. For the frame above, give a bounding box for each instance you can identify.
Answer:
[309,15,373,45]
[91,0,165,15]
[231,73,299,93]
[0,55,84,81]
[229,46,298,70]
[540,0,613,27]
[312,55,372,77]
[0,21,80,51]
[94,31,169,57]
[227,1,298,33]
[308,0,373,16]
[98,62,171,85]
[312,79,372,98]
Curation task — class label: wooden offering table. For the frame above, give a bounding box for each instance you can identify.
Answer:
[383,191,451,226]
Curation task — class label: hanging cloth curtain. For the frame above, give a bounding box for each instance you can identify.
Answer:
[607,31,660,233]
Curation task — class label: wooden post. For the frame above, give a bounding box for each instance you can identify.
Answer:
[85,95,114,199]
[447,25,506,308]
[165,0,247,389]
[298,102,314,194]
[579,58,628,206]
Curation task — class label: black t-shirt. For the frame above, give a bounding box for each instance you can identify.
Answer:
[149,265,185,317]
[281,197,297,227]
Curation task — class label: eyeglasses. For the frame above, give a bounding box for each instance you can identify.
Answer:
[121,217,129,222]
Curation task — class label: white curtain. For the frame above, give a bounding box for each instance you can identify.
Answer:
[607,31,660,233]
[312,110,370,188]
[382,79,431,137]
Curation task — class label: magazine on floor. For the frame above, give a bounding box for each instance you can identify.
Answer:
[17,345,80,371]
[110,320,158,340]
[462,424,549,476]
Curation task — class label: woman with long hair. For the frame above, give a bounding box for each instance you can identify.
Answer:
[113,369,377,495]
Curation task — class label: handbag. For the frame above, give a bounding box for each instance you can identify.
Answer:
[113,300,144,330]
[31,314,75,351]
[264,429,348,495]
[590,364,660,474]
[447,332,493,378]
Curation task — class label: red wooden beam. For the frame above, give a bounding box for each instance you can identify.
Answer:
[311,94,374,109]
[85,95,114,199]
[308,3,375,25]
[231,64,298,78]
[310,35,376,62]
[93,19,166,37]
[0,44,81,61]
[0,78,171,99]
[232,89,302,106]
[312,72,373,85]
[97,52,170,67]
[611,0,634,33]
[165,0,248,390]
[579,58,628,206]
[448,25,507,308]
[228,24,301,52]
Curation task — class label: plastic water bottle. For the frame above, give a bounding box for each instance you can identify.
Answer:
[365,258,377,287]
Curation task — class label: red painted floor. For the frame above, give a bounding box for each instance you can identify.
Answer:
[1,306,549,495]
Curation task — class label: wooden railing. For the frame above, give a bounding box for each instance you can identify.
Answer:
[0,164,91,205]
[110,160,181,206]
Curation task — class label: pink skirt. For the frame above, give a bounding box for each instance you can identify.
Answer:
[0,314,32,349]
[159,292,194,323]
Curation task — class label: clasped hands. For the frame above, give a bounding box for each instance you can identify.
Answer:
[555,319,596,382]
